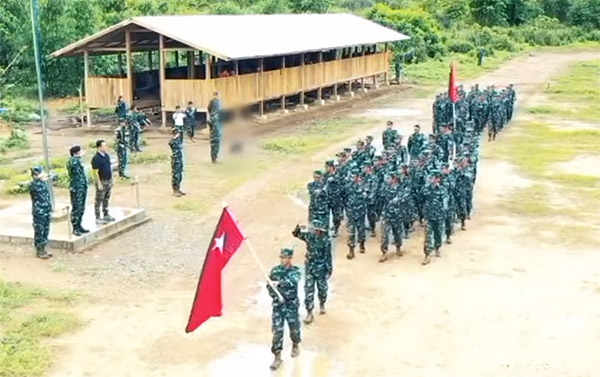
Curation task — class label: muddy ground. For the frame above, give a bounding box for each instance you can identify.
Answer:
[1,50,599,377]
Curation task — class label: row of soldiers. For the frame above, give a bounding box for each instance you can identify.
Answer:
[433,84,516,142]
[266,85,517,370]
[114,96,152,179]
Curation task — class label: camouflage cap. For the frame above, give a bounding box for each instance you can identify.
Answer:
[343,147,352,153]
[366,135,374,141]
[30,165,43,177]
[280,247,294,257]
[430,170,442,178]
[313,169,323,176]
[325,159,335,167]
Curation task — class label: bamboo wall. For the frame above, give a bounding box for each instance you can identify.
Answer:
[163,52,390,111]
[87,77,131,108]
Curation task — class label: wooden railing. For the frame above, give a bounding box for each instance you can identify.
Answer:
[86,77,131,108]
[162,51,389,111]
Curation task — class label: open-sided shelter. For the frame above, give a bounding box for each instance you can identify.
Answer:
[51,13,409,126]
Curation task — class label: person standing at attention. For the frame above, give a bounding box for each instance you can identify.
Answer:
[91,140,115,225]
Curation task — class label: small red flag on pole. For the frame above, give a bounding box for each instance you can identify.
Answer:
[449,59,458,103]
[185,206,246,333]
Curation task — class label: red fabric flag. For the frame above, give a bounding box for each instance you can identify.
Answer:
[185,207,246,333]
[449,60,458,103]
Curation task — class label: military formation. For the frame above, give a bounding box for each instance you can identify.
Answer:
[265,84,517,370]
[114,96,152,179]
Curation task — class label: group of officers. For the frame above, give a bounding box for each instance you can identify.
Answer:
[265,84,517,370]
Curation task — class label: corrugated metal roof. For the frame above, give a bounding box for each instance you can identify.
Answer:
[51,13,409,60]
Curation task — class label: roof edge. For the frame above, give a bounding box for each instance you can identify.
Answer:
[50,19,135,58]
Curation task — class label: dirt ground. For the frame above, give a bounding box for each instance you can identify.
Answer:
[1,50,599,377]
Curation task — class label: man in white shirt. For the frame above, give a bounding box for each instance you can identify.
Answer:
[173,105,186,135]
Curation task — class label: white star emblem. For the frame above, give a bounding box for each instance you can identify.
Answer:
[212,233,225,253]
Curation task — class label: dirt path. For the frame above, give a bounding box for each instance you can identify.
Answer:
[2,50,600,377]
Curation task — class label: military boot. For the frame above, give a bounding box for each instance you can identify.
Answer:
[73,228,82,236]
[319,303,326,315]
[346,246,355,260]
[44,246,53,257]
[36,247,50,260]
[291,343,300,358]
[422,254,431,266]
[79,226,90,234]
[370,228,376,238]
[378,248,388,263]
[395,244,403,257]
[446,236,452,244]
[359,241,366,254]
[461,219,466,230]
[303,310,314,325]
[270,353,283,370]
[435,248,441,257]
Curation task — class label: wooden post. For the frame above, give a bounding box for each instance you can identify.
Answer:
[159,35,166,127]
[83,50,91,126]
[333,49,339,99]
[300,52,305,106]
[125,29,133,103]
[361,45,366,92]
[118,53,124,77]
[174,51,179,67]
[205,53,211,80]
[148,51,153,70]
[317,51,323,102]
[281,56,286,111]
[234,60,240,111]
[384,43,389,85]
[259,58,264,117]
[187,51,194,79]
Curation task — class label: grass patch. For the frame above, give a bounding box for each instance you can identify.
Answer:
[0,280,81,377]
[262,117,371,155]
[502,184,553,216]
[547,60,600,102]
[130,152,169,165]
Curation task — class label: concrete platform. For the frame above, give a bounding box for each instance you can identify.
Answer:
[0,202,150,252]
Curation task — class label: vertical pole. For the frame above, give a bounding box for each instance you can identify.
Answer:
[125,29,132,104]
[205,53,211,79]
[281,56,286,111]
[361,45,366,92]
[174,51,179,67]
[148,51,153,70]
[300,52,305,106]
[83,50,91,127]
[118,53,124,77]
[159,35,166,127]
[66,206,72,240]
[78,85,84,128]
[317,51,323,102]
[259,58,264,117]
[29,0,54,207]
[333,49,339,98]
[234,60,239,109]
[384,43,389,85]
[187,51,194,79]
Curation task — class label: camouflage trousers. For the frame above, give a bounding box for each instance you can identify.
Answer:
[381,218,403,250]
[117,145,130,177]
[171,160,183,191]
[456,194,468,221]
[186,123,195,139]
[366,202,379,232]
[304,269,328,312]
[131,125,141,150]
[445,212,454,239]
[209,130,221,162]
[271,303,301,354]
[328,201,344,229]
[425,219,444,255]
[309,207,329,226]
[346,213,366,248]
[94,179,112,219]
[466,189,473,217]
[70,187,87,229]
[33,212,51,248]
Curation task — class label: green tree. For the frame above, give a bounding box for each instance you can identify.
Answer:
[504,0,542,26]
[288,0,332,13]
[539,0,572,22]
[470,0,507,26]
[568,0,600,29]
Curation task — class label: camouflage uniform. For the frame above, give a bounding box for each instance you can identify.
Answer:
[115,99,128,122]
[380,175,403,258]
[455,163,473,228]
[184,106,197,140]
[441,167,456,242]
[363,168,379,237]
[169,134,184,192]
[207,97,222,163]
[130,112,143,152]
[438,131,454,163]
[408,130,426,160]
[29,171,52,257]
[325,162,343,235]
[115,125,131,178]
[422,176,448,256]
[382,127,397,150]
[67,155,87,232]
[308,172,329,225]
[345,174,367,257]
[292,224,332,314]
[489,96,502,141]
[267,254,301,355]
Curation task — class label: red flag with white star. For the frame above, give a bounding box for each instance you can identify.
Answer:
[186,206,246,333]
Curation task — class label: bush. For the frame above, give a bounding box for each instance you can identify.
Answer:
[0,127,30,153]
[448,40,476,53]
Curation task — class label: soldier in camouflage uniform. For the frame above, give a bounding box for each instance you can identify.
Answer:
[267,247,301,370]
[382,121,397,151]
[129,106,142,152]
[292,220,332,324]
[184,101,197,142]
[345,170,367,259]
[308,170,328,225]
[29,166,52,259]
[365,135,376,160]
[454,158,473,230]
[394,134,408,165]
[325,160,343,237]
[169,127,186,197]
[408,124,426,160]
[67,145,89,236]
[438,125,454,163]
[488,94,502,141]
[115,122,131,179]
[422,170,448,265]
[114,95,128,123]
[379,172,403,262]
[207,92,222,163]
[363,164,379,237]
[441,163,456,244]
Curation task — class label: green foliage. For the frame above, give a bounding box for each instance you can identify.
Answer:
[130,152,169,164]
[288,0,332,13]
[0,96,45,124]
[0,126,29,154]
[470,0,507,26]
[568,0,600,29]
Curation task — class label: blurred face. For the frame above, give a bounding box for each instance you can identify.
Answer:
[413,126,419,133]
[99,142,108,153]
[76,149,85,157]
[313,174,321,182]
[280,255,292,267]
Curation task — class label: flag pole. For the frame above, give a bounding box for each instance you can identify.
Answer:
[245,239,285,303]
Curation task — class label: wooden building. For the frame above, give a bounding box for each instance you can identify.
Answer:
[51,14,409,126]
